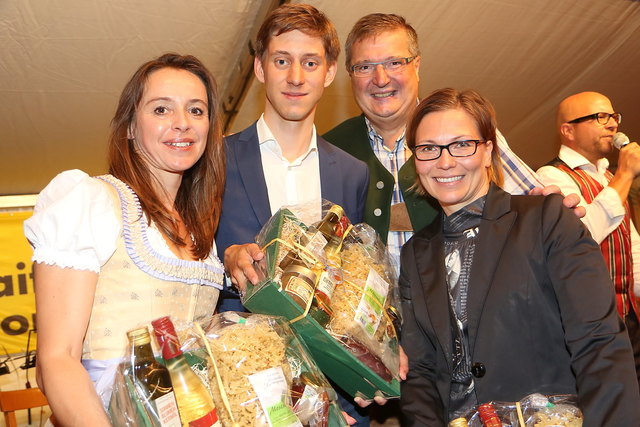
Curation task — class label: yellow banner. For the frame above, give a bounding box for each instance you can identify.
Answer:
[0,210,37,354]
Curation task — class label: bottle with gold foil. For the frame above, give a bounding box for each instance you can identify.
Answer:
[309,205,350,323]
[316,204,347,241]
[279,204,347,271]
[127,326,181,427]
[448,417,470,427]
[310,248,342,326]
[152,316,220,427]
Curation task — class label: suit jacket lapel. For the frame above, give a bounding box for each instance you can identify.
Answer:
[414,216,454,368]
[318,137,343,205]
[466,185,516,354]
[234,123,272,225]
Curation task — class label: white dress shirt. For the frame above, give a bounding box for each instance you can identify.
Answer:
[257,115,322,221]
[537,145,640,295]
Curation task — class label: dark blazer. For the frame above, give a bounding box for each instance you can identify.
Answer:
[323,115,439,242]
[399,184,640,426]
[215,122,369,310]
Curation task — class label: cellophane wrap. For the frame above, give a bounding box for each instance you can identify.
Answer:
[183,311,346,427]
[252,200,401,381]
[108,323,183,427]
[461,393,582,426]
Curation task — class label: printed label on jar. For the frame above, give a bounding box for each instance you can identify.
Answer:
[285,277,314,305]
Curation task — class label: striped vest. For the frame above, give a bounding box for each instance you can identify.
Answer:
[548,158,637,318]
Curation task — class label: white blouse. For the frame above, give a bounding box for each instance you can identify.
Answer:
[25,169,223,274]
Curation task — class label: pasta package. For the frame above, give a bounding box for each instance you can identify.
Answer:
[244,201,401,399]
[327,223,401,381]
[182,312,347,427]
[458,393,582,427]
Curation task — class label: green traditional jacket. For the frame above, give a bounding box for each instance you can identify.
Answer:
[323,115,439,243]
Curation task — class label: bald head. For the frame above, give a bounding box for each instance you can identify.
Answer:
[557,92,613,131]
[557,91,618,164]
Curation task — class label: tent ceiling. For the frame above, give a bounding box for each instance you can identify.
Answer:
[2,0,639,195]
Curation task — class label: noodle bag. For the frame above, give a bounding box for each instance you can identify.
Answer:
[243,201,401,400]
[181,312,347,427]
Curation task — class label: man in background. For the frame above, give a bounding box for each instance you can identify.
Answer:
[537,91,640,382]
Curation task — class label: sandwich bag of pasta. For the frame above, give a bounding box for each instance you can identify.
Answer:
[243,201,401,400]
[453,393,582,426]
[181,311,347,426]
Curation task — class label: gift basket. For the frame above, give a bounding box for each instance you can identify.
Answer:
[449,393,583,427]
[242,200,401,399]
[108,313,347,427]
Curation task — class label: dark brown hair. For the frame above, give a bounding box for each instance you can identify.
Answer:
[108,53,224,260]
[407,88,504,195]
[344,13,419,73]
[255,3,340,64]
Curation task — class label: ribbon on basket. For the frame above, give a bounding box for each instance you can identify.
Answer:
[195,323,240,427]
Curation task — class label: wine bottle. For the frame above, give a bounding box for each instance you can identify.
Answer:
[127,326,181,427]
[151,316,220,427]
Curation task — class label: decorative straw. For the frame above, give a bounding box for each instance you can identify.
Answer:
[194,323,240,427]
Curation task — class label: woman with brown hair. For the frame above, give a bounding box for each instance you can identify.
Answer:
[399,88,640,426]
[24,53,225,425]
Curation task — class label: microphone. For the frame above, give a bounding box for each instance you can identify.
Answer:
[613,132,630,149]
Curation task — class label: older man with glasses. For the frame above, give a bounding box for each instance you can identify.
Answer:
[538,91,640,382]
[323,13,547,268]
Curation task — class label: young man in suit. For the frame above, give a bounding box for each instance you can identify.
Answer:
[216,3,368,306]
[215,5,369,423]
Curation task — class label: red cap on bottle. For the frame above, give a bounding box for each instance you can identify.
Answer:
[151,316,183,360]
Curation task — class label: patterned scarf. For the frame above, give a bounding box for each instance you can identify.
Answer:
[443,196,485,420]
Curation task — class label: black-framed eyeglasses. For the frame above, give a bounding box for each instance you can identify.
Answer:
[567,112,621,125]
[412,140,486,161]
[350,56,417,77]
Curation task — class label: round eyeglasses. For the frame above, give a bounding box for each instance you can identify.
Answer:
[412,140,486,161]
[567,112,621,126]
[350,56,417,77]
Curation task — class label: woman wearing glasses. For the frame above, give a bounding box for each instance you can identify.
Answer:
[398,88,640,426]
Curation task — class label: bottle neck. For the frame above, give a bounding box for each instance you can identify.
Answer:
[157,332,183,360]
[132,342,156,361]
[152,317,184,360]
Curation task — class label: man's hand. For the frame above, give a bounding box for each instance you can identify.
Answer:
[352,346,408,408]
[617,142,640,179]
[528,185,586,218]
[224,243,265,292]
